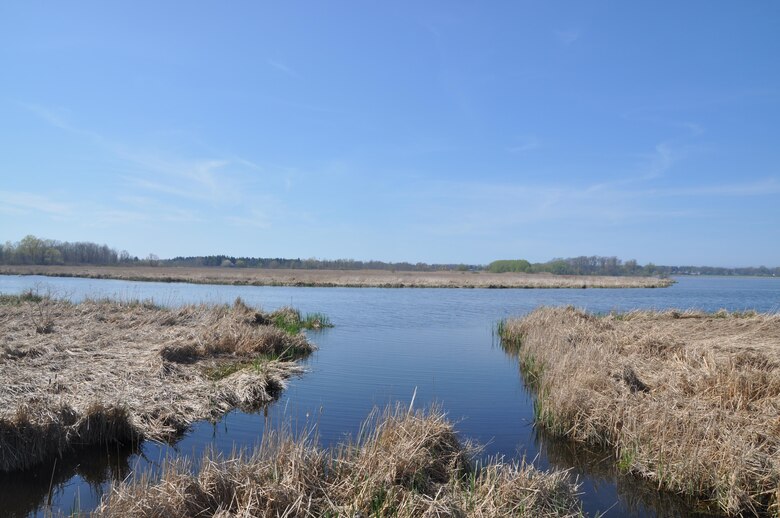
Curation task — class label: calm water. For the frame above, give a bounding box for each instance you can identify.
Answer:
[1,275,778,517]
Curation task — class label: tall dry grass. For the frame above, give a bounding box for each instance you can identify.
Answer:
[95,405,584,518]
[501,307,780,516]
[0,295,318,472]
[0,264,674,289]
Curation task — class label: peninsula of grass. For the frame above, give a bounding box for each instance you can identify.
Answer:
[0,293,323,473]
[500,307,780,516]
[96,405,585,518]
[0,264,674,289]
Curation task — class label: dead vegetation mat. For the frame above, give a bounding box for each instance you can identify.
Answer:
[0,295,316,472]
[501,307,780,516]
[95,405,584,518]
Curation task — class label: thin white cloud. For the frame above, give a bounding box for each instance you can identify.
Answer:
[233,156,265,171]
[267,59,298,77]
[646,142,675,178]
[0,191,73,216]
[121,176,240,203]
[404,172,779,239]
[223,193,318,230]
[585,141,680,194]
[225,208,273,229]
[20,103,72,131]
[0,205,26,216]
[0,188,206,229]
[554,29,581,46]
[652,178,780,197]
[21,102,107,144]
[113,149,240,203]
[89,209,151,225]
[508,135,541,154]
[676,121,705,137]
[23,103,247,204]
[112,196,203,223]
[18,103,326,241]
[254,94,336,113]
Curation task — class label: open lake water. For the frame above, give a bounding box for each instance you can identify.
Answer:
[1,275,778,517]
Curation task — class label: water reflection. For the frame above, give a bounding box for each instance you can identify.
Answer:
[1,441,138,517]
[536,431,718,517]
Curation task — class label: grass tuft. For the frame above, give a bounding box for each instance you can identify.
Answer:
[0,289,45,305]
[95,405,585,517]
[302,312,333,329]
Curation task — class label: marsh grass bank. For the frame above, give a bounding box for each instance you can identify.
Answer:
[0,294,322,472]
[0,264,674,289]
[96,405,585,518]
[500,307,780,516]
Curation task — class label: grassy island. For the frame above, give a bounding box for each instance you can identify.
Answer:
[500,307,780,516]
[0,293,324,472]
[0,264,674,289]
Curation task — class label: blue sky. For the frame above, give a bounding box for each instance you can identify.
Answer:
[1,2,778,266]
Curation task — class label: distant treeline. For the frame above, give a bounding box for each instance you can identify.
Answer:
[0,235,475,271]
[488,257,780,277]
[653,265,780,277]
[165,255,473,272]
[0,235,126,266]
[2,236,777,277]
[488,257,638,276]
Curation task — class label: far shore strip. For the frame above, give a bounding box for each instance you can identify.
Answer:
[0,264,674,289]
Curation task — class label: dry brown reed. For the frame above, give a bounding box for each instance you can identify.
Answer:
[95,405,584,517]
[501,307,780,516]
[0,295,317,472]
[0,264,674,289]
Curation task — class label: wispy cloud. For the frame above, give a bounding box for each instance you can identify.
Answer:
[651,178,780,197]
[675,121,705,137]
[554,29,581,46]
[622,89,780,122]
[20,103,72,131]
[621,107,707,139]
[23,103,249,204]
[21,102,108,144]
[507,135,541,154]
[233,156,265,171]
[116,152,240,203]
[582,141,680,195]
[111,196,203,223]
[267,59,298,77]
[403,170,779,239]
[225,208,273,229]
[0,190,73,216]
[0,188,208,228]
[645,142,675,178]
[88,209,151,225]
[16,102,300,236]
[223,191,318,230]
